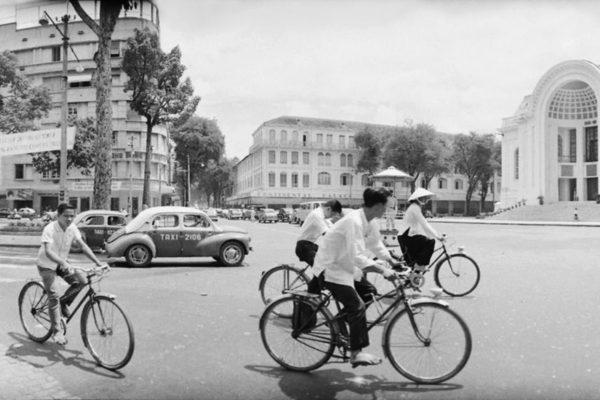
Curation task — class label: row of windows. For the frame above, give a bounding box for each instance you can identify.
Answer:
[267,172,357,187]
[266,129,355,148]
[267,150,354,167]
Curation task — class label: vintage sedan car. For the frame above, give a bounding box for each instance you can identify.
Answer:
[105,206,252,267]
[277,208,293,222]
[206,208,218,221]
[258,208,278,223]
[228,208,243,220]
[0,208,11,218]
[18,207,36,219]
[71,210,128,252]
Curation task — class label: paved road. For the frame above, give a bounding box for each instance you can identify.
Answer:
[1,220,600,399]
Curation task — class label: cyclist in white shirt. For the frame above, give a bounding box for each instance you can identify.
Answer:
[36,203,105,345]
[313,187,397,367]
[400,188,444,270]
[295,200,342,267]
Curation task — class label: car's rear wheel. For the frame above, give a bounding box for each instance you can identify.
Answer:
[218,242,245,266]
[125,244,152,268]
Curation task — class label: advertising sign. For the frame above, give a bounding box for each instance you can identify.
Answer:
[0,128,76,156]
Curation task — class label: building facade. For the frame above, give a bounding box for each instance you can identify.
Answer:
[500,60,600,206]
[0,0,174,215]
[229,116,494,214]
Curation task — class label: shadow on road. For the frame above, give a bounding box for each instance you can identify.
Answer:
[245,365,462,399]
[5,332,124,379]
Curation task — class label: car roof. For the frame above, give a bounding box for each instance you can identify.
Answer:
[127,206,209,232]
[73,209,126,223]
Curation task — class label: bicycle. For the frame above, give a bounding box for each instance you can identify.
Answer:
[259,263,311,307]
[259,271,472,384]
[18,265,135,370]
[398,234,481,297]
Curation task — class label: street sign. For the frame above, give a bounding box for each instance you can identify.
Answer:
[0,127,76,156]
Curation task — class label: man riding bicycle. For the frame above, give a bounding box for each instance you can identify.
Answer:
[36,203,106,345]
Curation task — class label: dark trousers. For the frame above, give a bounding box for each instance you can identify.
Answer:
[295,240,319,266]
[324,281,369,351]
[308,273,376,303]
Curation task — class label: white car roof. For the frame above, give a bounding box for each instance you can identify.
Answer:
[126,206,209,232]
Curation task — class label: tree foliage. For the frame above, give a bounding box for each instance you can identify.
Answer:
[171,116,225,205]
[452,132,496,215]
[0,51,51,134]
[30,117,97,176]
[122,27,200,206]
[354,127,383,182]
[70,0,137,208]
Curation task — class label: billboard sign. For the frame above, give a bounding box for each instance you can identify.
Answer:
[0,128,76,156]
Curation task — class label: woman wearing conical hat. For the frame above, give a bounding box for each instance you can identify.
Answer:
[399,188,444,270]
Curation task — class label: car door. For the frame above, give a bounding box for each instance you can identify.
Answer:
[149,213,182,257]
[181,213,213,256]
[79,214,105,249]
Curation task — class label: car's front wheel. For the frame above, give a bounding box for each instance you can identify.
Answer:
[218,242,245,266]
[125,244,152,267]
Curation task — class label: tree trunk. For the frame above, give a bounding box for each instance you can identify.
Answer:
[92,30,113,209]
[142,119,153,206]
[465,187,474,216]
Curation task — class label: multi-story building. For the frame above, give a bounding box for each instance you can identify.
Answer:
[229,116,495,214]
[500,59,600,206]
[0,0,173,215]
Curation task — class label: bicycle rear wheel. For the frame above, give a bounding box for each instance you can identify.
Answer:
[18,281,52,343]
[383,302,471,384]
[434,254,480,297]
[260,296,335,372]
[81,296,135,370]
[259,265,310,306]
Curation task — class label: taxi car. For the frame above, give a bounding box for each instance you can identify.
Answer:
[71,210,128,252]
[105,206,252,267]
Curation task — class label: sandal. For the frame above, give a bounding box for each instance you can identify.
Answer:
[350,352,382,368]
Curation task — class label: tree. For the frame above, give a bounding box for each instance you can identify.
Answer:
[354,127,383,184]
[0,51,51,133]
[171,116,225,205]
[30,117,97,177]
[382,123,441,191]
[196,158,236,207]
[452,132,495,216]
[69,0,137,209]
[122,27,200,206]
[476,137,501,213]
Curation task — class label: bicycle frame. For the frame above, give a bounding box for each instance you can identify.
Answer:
[63,272,115,326]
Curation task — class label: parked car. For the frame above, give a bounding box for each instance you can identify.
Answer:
[105,206,252,267]
[258,208,278,223]
[71,210,128,252]
[18,207,36,219]
[228,208,243,220]
[277,208,293,222]
[206,208,218,221]
[0,208,11,218]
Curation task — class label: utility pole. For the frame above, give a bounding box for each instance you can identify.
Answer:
[59,14,69,204]
[129,136,134,215]
[187,154,191,206]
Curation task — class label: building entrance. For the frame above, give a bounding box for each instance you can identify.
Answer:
[586,177,598,200]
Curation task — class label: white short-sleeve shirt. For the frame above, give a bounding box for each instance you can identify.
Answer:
[36,221,82,270]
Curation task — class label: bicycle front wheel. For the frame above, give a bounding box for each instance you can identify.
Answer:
[434,254,480,297]
[81,296,135,370]
[260,296,335,372]
[259,265,310,306]
[18,281,52,343]
[383,302,472,384]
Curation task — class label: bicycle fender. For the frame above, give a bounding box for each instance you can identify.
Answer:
[94,292,117,300]
[380,298,449,350]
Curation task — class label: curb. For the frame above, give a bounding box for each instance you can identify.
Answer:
[429,218,600,227]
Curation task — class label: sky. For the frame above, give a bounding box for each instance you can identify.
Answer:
[6,0,600,159]
[155,0,600,159]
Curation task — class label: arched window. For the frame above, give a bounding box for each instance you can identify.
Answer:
[303,132,309,147]
[514,148,519,180]
[420,179,426,188]
[292,130,299,143]
[438,178,447,189]
[269,129,276,144]
[325,152,332,166]
[361,174,369,186]
[291,172,298,187]
[347,154,354,167]
[280,130,287,144]
[318,152,325,166]
[280,172,287,187]
[340,173,353,186]
[340,153,347,167]
[318,172,331,185]
[268,172,275,187]
[454,179,463,190]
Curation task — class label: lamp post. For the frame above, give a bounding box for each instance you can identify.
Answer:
[39,10,83,204]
